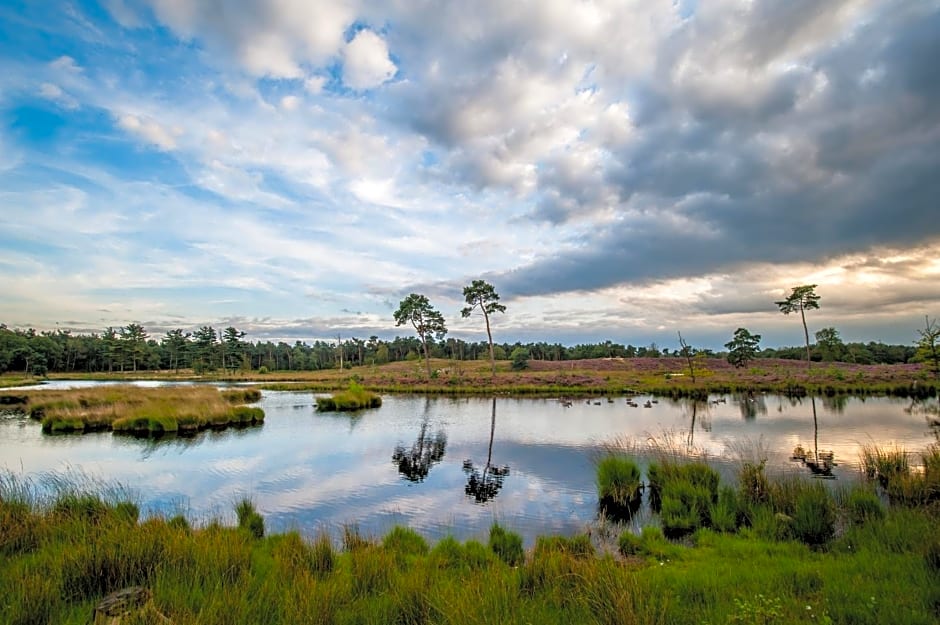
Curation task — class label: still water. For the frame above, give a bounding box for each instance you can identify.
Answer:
[1,383,937,545]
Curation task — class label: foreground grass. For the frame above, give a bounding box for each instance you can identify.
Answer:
[45,357,938,398]
[1,472,937,625]
[0,385,263,434]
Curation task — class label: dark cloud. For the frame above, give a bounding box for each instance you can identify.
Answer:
[490,1,940,297]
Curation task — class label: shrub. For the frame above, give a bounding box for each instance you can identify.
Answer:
[489,523,524,566]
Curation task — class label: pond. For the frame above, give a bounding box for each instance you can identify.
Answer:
[1,383,937,545]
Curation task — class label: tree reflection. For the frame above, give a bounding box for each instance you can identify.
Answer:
[904,398,940,441]
[392,400,447,482]
[791,396,835,477]
[683,399,711,451]
[735,392,767,420]
[463,397,510,503]
[821,394,848,414]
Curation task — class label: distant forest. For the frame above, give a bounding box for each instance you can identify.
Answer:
[0,323,918,376]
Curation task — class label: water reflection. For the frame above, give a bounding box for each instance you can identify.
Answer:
[122,424,263,459]
[2,389,936,546]
[462,397,510,503]
[821,395,848,414]
[683,399,712,451]
[789,397,835,477]
[391,399,447,482]
[904,398,940,441]
[735,392,767,420]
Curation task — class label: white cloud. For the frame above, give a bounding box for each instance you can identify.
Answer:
[304,75,326,94]
[145,0,354,77]
[103,0,142,27]
[116,114,180,150]
[280,95,300,111]
[342,29,397,90]
[38,82,79,109]
[49,55,82,73]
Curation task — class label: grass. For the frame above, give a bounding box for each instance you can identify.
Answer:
[596,454,642,519]
[315,380,382,412]
[860,442,940,506]
[0,385,264,435]
[1,470,938,625]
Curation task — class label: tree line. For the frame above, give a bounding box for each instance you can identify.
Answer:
[0,323,923,377]
[1,284,935,376]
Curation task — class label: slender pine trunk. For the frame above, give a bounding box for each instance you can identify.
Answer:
[484,310,495,376]
[800,305,811,364]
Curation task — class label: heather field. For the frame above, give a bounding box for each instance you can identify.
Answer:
[21,357,937,398]
[209,357,936,398]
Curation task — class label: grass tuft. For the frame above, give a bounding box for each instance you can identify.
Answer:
[316,380,382,411]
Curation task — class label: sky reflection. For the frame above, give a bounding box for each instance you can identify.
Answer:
[0,391,935,545]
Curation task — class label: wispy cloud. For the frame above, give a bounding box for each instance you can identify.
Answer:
[0,0,937,348]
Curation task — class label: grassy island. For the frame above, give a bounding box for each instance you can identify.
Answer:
[316,381,382,412]
[0,385,264,434]
[1,457,938,625]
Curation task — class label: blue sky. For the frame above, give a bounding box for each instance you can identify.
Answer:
[1,0,938,350]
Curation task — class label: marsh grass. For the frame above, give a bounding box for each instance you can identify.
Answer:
[596,454,642,519]
[0,385,264,435]
[861,443,940,506]
[315,380,382,411]
[1,467,938,625]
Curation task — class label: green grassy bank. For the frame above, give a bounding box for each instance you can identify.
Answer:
[2,458,938,625]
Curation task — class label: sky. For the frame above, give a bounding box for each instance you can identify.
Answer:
[1,0,938,350]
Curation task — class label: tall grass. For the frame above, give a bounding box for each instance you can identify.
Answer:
[1,468,938,625]
[861,443,940,506]
[315,380,382,411]
[1,385,264,435]
[596,454,642,519]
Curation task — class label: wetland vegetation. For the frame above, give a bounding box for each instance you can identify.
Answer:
[0,385,264,435]
[1,438,938,625]
[316,381,383,412]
